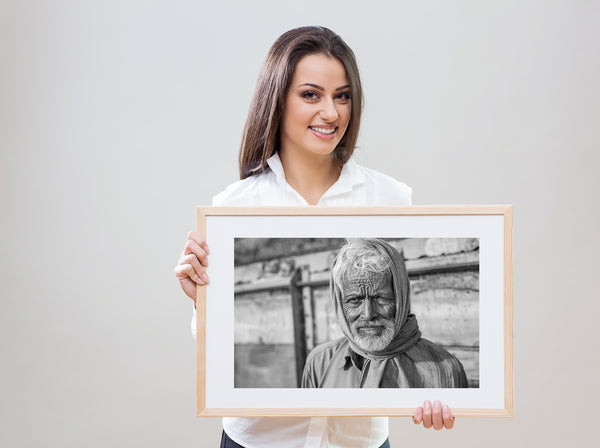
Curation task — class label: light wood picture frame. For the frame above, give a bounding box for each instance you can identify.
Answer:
[196,206,513,417]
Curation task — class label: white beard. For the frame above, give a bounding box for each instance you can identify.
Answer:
[350,318,395,352]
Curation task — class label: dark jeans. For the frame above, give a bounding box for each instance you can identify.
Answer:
[220,431,391,448]
[220,431,245,448]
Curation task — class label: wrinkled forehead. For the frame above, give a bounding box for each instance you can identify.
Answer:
[340,269,393,294]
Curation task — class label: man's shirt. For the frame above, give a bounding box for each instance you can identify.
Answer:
[302,337,468,389]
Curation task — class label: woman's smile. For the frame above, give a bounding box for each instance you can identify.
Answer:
[309,125,338,139]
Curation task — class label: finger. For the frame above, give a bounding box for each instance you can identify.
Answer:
[443,404,455,430]
[174,263,208,285]
[182,239,209,266]
[188,231,209,255]
[432,400,443,430]
[422,400,432,428]
[177,274,198,301]
[179,254,209,283]
[413,406,423,424]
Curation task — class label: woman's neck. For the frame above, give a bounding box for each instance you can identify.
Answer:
[278,149,341,206]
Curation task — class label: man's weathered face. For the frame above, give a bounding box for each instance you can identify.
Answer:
[340,270,396,351]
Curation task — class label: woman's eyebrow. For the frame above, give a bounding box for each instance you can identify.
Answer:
[335,84,351,91]
[297,83,351,91]
[298,83,325,91]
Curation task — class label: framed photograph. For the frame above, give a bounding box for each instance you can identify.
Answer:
[195,206,513,417]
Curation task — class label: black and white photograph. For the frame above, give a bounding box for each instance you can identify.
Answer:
[233,237,479,389]
[197,206,510,415]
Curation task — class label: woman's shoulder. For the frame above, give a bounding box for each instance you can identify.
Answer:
[359,164,413,193]
[211,171,274,206]
[352,161,413,205]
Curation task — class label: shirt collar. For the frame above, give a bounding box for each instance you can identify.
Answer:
[266,151,367,197]
[341,342,363,370]
[324,156,366,198]
[265,152,290,190]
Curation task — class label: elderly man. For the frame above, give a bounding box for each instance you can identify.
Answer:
[302,238,468,388]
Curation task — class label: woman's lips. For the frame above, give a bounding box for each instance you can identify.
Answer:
[309,126,337,140]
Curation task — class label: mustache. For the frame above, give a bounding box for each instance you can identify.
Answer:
[354,318,394,328]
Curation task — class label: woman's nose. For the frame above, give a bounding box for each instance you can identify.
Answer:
[319,98,338,122]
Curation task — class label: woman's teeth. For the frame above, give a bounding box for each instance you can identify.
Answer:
[310,127,335,135]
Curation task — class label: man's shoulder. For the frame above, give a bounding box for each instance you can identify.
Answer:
[410,338,468,387]
[305,337,348,365]
[302,337,349,388]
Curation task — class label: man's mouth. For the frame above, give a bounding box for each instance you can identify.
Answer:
[357,325,384,335]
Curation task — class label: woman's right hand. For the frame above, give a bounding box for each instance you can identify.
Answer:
[174,231,210,303]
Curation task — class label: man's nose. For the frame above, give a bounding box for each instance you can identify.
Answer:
[361,297,376,320]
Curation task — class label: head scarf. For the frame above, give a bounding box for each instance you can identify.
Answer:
[330,239,422,386]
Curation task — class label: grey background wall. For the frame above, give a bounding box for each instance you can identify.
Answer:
[1,1,598,447]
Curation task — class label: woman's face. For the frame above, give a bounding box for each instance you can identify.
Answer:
[279,54,351,161]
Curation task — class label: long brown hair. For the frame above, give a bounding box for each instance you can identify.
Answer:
[239,26,363,179]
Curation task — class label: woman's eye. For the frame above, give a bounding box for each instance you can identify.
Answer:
[336,92,351,102]
[301,91,319,100]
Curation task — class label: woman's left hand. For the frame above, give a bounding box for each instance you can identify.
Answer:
[413,400,455,430]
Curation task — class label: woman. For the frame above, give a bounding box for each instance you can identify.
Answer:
[175,26,454,448]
